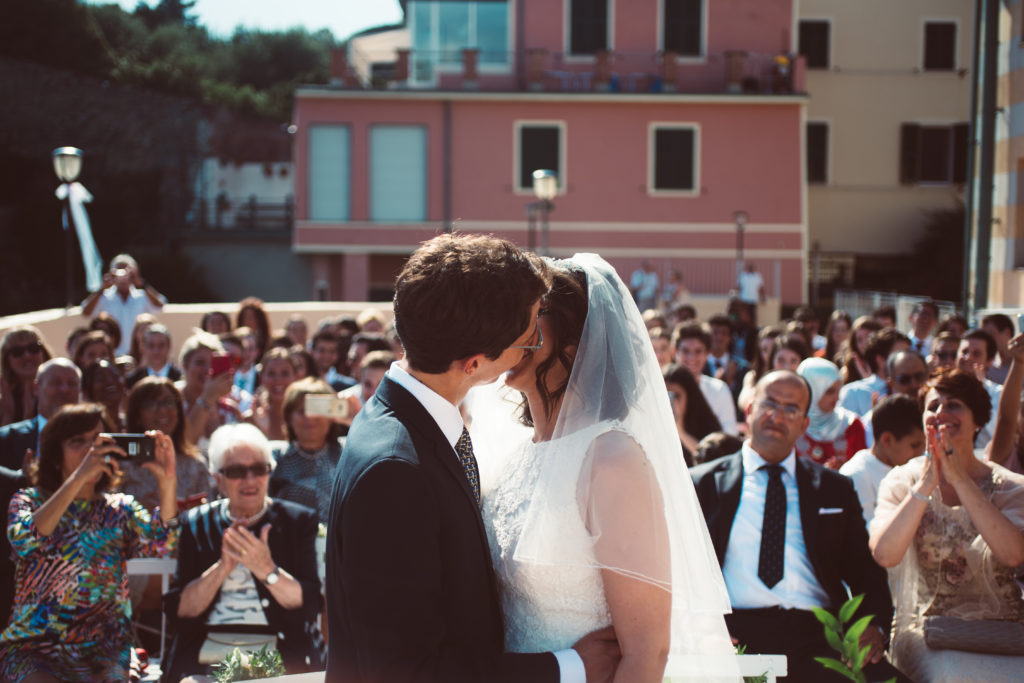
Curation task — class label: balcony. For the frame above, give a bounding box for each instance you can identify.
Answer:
[335,46,806,96]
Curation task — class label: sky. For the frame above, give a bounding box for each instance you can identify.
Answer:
[84,0,404,41]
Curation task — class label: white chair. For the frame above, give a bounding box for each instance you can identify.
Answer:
[126,557,178,664]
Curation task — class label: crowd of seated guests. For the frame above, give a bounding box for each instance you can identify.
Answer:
[3,249,1024,682]
[0,261,402,680]
[644,296,1024,681]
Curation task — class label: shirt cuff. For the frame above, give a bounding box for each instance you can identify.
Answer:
[554,648,586,683]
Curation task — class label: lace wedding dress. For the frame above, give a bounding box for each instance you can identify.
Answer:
[483,422,616,653]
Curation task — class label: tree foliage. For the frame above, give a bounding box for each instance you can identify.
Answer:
[1,0,336,121]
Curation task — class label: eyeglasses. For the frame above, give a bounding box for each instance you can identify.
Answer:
[141,398,177,411]
[509,323,545,351]
[754,398,804,420]
[894,372,927,385]
[7,342,43,359]
[219,463,272,479]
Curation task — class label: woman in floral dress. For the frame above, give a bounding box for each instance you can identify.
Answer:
[0,403,178,682]
[870,368,1024,682]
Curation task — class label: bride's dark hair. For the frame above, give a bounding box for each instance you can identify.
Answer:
[519,264,588,427]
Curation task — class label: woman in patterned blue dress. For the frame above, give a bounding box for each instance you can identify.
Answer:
[0,402,178,682]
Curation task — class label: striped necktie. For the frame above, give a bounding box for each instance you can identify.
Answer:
[455,428,480,507]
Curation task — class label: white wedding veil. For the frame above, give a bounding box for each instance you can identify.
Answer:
[473,253,738,680]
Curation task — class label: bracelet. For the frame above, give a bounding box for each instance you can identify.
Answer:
[909,488,931,503]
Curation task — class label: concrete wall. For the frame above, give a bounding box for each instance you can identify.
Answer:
[180,240,316,303]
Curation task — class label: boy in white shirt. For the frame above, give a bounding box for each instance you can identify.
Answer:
[840,394,925,527]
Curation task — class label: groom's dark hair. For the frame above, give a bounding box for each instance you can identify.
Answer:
[394,233,549,374]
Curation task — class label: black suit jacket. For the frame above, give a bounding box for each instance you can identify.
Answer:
[160,498,325,681]
[325,375,557,683]
[0,466,28,628]
[0,417,38,471]
[689,451,894,631]
[124,364,183,389]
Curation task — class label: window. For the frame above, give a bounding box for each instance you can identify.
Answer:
[798,20,830,69]
[650,125,698,193]
[517,124,562,192]
[569,0,609,55]
[663,0,703,57]
[370,126,427,221]
[923,21,956,70]
[806,122,828,184]
[409,1,510,83]
[308,125,349,221]
[899,122,968,184]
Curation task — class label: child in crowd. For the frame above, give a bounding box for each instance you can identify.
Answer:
[839,394,925,527]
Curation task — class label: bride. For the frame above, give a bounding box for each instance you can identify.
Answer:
[472,254,739,682]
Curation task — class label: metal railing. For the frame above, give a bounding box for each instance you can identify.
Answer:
[194,196,294,232]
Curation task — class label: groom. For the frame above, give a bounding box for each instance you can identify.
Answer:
[325,234,619,682]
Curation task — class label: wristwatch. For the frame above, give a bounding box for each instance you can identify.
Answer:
[263,566,281,586]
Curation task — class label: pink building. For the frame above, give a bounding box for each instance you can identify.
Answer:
[293,0,808,304]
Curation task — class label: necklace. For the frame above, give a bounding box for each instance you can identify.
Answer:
[225,497,271,526]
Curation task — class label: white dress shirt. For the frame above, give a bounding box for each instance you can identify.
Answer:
[699,374,739,435]
[92,285,164,355]
[722,443,831,611]
[147,362,171,378]
[386,363,585,683]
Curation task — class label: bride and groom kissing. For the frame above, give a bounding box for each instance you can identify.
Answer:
[324,234,737,682]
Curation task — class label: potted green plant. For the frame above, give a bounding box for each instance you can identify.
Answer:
[212,645,285,682]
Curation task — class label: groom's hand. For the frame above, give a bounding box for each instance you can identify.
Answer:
[572,626,620,683]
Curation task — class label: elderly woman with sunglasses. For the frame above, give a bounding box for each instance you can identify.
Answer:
[160,423,325,683]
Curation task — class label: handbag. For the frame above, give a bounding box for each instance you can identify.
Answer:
[198,632,278,665]
[922,615,1024,655]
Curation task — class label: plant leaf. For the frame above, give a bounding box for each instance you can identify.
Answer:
[812,606,842,633]
[854,642,871,671]
[843,615,874,652]
[815,657,862,682]
[824,625,844,654]
[839,594,865,624]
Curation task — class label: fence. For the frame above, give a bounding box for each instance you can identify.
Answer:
[195,196,294,232]
[833,290,958,325]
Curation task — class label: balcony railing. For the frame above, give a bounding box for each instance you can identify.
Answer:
[334,46,806,96]
[193,195,294,233]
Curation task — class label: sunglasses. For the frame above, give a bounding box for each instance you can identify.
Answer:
[894,372,927,385]
[219,463,272,479]
[934,351,957,361]
[7,342,43,359]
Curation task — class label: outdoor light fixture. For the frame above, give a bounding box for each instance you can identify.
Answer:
[531,169,558,256]
[53,147,83,183]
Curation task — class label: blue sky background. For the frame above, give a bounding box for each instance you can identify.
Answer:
[84,0,403,41]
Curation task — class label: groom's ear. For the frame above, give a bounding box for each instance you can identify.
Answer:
[454,354,485,376]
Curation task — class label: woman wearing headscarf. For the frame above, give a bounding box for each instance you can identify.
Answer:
[795,357,866,469]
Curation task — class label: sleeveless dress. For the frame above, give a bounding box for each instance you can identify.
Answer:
[482,422,618,652]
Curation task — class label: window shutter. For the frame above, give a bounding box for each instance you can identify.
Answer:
[900,123,921,184]
[952,122,969,183]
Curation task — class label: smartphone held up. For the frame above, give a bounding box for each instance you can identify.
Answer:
[100,433,156,463]
[304,393,350,420]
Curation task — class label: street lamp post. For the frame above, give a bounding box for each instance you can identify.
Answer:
[53,147,83,308]
[734,209,748,284]
[532,169,558,256]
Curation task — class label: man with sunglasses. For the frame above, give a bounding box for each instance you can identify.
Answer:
[0,359,81,470]
[325,234,619,683]
[690,371,906,682]
[859,350,929,449]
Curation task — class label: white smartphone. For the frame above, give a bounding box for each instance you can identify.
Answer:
[304,393,350,420]
[1017,313,1024,334]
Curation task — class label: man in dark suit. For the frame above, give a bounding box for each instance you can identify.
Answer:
[326,234,618,683]
[124,323,182,389]
[690,370,907,683]
[0,465,28,628]
[0,358,80,470]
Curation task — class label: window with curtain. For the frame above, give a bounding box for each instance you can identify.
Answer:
[370,126,427,221]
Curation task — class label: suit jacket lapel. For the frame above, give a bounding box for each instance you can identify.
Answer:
[795,458,823,579]
[711,453,744,566]
[376,377,486,527]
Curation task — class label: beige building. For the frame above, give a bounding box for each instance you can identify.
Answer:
[991,0,1024,308]
[800,1,972,265]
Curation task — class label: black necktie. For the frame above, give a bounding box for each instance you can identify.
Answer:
[455,428,480,507]
[758,464,786,588]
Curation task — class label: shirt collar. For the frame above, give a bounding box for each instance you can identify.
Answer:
[741,440,797,478]
[387,362,465,449]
